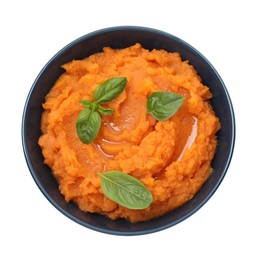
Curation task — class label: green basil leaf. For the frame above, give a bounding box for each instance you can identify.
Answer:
[80,100,98,111]
[99,171,153,210]
[76,108,101,144]
[80,100,93,107]
[97,104,115,115]
[147,92,184,120]
[94,77,127,104]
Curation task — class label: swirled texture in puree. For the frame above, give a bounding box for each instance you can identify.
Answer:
[39,43,220,222]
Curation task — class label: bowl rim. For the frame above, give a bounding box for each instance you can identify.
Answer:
[22,25,236,235]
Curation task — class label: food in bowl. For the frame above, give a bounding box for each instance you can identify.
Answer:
[38,43,220,222]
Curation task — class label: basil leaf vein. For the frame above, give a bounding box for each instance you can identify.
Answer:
[99,171,153,210]
[80,100,93,107]
[94,77,127,104]
[76,108,101,144]
[147,92,184,120]
[97,104,115,115]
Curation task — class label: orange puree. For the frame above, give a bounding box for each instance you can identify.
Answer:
[39,43,220,222]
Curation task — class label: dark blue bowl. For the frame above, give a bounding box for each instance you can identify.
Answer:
[22,26,235,235]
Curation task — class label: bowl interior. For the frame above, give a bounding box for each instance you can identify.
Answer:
[22,26,235,235]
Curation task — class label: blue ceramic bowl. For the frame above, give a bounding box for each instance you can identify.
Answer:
[22,26,235,235]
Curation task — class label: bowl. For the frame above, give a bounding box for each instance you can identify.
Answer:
[22,26,235,235]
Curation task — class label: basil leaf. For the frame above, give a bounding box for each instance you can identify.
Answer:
[147,92,184,121]
[76,108,101,144]
[80,100,93,107]
[94,77,127,104]
[99,171,153,210]
[76,77,126,144]
[80,100,99,111]
[97,104,115,115]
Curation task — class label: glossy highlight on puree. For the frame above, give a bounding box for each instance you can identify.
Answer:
[38,43,220,222]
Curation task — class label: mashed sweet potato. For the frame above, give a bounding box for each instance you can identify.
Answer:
[39,43,220,222]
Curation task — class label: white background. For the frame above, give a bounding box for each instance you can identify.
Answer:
[1,0,259,259]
